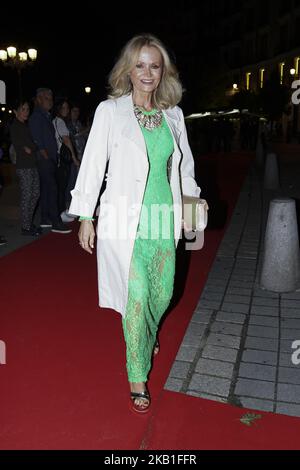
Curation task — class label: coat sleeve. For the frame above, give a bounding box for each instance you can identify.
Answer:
[69,100,114,217]
[178,107,201,198]
[9,122,23,155]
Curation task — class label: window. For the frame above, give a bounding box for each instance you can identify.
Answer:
[295,57,300,76]
[279,62,285,84]
[246,72,252,90]
[259,68,265,88]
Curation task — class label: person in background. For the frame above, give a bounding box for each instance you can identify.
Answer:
[68,104,88,162]
[8,143,17,165]
[53,99,80,221]
[65,103,88,215]
[29,88,71,234]
[9,99,41,236]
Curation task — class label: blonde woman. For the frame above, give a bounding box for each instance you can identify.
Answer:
[69,34,200,413]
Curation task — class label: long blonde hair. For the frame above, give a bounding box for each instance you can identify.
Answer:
[108,34,182,109]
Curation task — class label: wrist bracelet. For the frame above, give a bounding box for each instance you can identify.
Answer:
[79,217,95,222]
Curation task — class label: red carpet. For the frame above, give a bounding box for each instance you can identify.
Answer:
[2,152,297,450]
[142,391,300,450]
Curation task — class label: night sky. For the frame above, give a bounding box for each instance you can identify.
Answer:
[1,2,204,113]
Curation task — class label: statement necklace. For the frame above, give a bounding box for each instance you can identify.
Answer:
[133,104,163,130]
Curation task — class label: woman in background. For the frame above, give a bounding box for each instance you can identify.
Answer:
[53,99,80,218]
[10,100,41,236]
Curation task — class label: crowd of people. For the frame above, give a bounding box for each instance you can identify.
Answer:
[186,115,260,155]
[2,88,89,239]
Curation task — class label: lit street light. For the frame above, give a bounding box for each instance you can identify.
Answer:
[0,46,37,99]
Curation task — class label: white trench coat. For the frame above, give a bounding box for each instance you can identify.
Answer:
[69,93,201,317]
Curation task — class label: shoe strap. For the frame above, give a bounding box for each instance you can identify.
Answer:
[131,391,150,400]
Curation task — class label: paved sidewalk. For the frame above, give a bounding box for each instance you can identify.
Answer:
[166,148,300,418]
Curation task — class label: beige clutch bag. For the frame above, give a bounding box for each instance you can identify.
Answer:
[182,195,209,231]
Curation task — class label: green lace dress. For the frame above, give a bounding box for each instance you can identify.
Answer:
[122,110,176,383]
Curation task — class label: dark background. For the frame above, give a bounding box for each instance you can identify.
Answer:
[0,2,204,115]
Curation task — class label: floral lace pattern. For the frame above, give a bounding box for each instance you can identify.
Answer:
[122,116,176,382]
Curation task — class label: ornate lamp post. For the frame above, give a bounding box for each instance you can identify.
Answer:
[0,46,37,100]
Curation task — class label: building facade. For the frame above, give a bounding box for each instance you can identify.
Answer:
[200,0,300,134]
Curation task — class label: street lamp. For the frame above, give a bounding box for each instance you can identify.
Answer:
[85,86,91,94]
[0,46,37,99]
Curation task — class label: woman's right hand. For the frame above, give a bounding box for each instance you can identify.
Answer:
[78,220,95,254]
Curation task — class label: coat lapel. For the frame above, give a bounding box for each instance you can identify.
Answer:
[163,109,181,139]
[119,94,147,155]
[163,109,182,158]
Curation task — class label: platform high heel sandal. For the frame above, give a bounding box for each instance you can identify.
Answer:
[130,389,151,414]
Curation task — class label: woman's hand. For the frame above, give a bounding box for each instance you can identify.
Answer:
[24,146,32,155]
[40,149,49,160]
[78,220,95,254]
[183,220,194,233]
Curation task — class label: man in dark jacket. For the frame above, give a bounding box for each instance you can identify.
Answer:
[29,88,71,233]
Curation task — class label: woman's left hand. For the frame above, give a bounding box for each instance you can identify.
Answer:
[183,220,193,232]
[78,220,95,254]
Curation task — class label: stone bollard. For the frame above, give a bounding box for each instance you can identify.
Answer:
[260,198,300,292]
[264,152,280,190]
